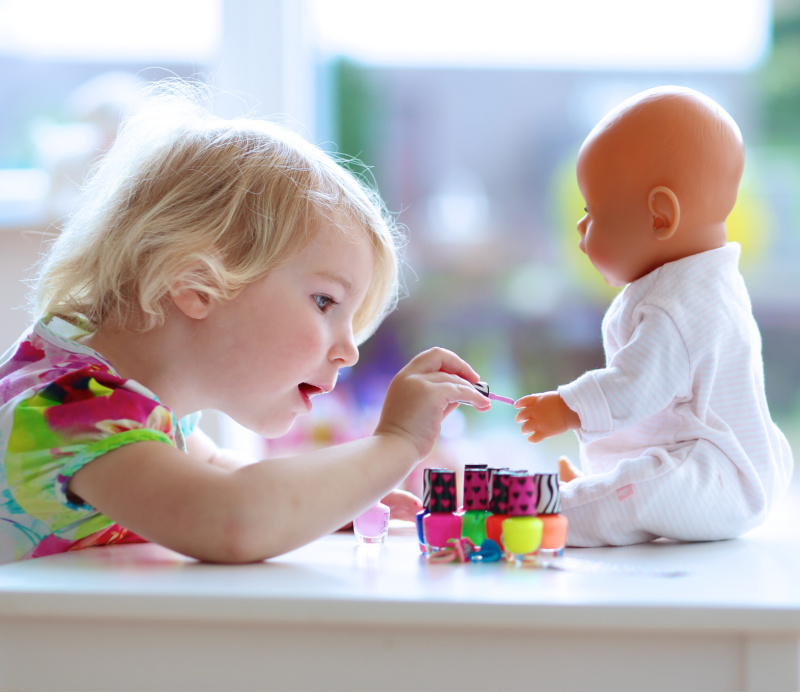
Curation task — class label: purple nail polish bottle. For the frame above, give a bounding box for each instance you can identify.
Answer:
[354,501,390,544]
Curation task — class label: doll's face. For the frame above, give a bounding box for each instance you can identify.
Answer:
[575,135,663,287]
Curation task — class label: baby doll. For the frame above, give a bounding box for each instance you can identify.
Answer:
[515,86,793,547]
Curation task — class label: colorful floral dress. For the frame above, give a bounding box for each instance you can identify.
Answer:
[0,316,199,562]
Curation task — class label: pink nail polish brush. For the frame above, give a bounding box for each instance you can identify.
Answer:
[474,381,515,406]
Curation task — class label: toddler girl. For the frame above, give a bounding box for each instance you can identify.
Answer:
[0,82,491,563]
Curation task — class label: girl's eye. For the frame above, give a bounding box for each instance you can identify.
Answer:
[583,207,588,214]
[313,294,336,312]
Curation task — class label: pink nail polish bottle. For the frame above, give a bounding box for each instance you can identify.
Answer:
[534,472,568,557]
[461,464,490,547]
[422,469,461,551]
[354,501,390,544]
[416,467,449,553]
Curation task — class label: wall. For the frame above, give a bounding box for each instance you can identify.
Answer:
[0,229,46,350]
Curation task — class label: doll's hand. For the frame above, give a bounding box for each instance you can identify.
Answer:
[381,489,423,522]
[514,391,581,443]
[375,347,491,461]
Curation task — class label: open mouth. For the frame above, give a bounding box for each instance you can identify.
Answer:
[299,383,324,398]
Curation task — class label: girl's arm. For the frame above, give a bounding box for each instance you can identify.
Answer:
[189,426,422,521]
[185,427,251,470]
[68,348,489,563]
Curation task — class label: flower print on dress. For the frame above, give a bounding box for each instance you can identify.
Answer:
[43,367,173,440]
[0,317,183,563]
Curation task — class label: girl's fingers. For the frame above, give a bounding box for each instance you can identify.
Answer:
[381,489,423,521]
[451,381,492,410]
[407,347,481,383]
[405,353,489,410]
[442,402,459,418]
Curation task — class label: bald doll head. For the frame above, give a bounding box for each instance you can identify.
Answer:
[575,86,745,286]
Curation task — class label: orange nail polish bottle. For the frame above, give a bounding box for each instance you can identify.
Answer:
[485,468,513,551]
[533,472,568,557]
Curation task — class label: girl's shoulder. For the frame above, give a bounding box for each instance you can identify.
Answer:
[0,316,114,405]
[0,318,179,563]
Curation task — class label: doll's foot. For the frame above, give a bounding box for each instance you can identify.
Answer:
[558,456,581,482]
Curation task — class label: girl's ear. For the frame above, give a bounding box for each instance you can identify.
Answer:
[171,287,212,320]
[648,185,680,240]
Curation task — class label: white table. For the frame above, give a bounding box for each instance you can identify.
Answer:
[1,484,798,692]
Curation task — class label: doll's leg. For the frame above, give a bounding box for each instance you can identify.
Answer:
[560,443,762,547]
[558,456,581,482]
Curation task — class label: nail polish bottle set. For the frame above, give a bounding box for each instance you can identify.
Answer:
[418,466,568,564]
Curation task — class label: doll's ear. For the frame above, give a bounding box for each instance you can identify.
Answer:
[648,186,680,241]
[171,286,212,320]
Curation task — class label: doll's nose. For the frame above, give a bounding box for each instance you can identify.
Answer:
[577,216,588,253]
[577,214,588,237]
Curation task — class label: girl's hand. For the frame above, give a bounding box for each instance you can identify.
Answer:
[381,489,422,522]
[375,347,490,461]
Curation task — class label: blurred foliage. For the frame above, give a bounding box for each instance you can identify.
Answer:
[759,0,800,148]
[727,171,771,266]
[330,58,386,177]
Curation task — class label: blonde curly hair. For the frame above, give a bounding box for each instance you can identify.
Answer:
[35,81,403,344]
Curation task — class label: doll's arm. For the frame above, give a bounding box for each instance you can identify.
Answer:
[558,306,690,439]
[514,391,581,443]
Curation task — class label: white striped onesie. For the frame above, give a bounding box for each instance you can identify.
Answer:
[558,243,793,546]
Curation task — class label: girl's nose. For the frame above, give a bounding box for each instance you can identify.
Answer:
[332,328,359,368]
